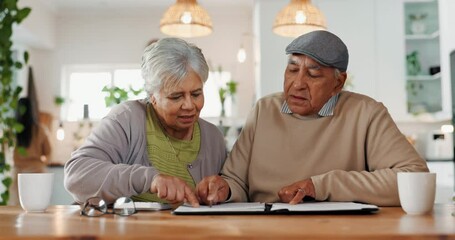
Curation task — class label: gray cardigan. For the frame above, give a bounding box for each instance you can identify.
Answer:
[64,99,227,203]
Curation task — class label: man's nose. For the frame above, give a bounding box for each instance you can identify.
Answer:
[293,72,308,89]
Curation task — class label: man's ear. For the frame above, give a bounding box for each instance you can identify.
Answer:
[335,72,347,92]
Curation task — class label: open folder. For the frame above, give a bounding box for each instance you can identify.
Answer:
[172,202,379,215]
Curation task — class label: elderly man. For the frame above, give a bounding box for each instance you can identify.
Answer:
[196,30,428,207]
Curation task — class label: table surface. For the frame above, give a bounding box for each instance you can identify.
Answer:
[0,204,454,239]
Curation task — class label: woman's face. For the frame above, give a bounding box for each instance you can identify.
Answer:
[151,70,204,138]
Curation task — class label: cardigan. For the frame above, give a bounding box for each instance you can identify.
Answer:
[64,99,227,203]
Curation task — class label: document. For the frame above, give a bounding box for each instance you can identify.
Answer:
[173,202,265,214]
[172,202,379,215]
[270,202,379,212]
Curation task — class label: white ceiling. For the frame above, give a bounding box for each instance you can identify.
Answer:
[51,0,254,17]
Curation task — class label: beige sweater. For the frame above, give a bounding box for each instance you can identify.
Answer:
[222,91,428,206]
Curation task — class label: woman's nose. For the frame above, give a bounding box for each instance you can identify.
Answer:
[181,96,194,110]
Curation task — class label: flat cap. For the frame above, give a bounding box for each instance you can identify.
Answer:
[285,30,349,72]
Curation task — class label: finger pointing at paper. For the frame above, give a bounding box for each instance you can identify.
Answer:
[151,174,199,207]
[278,178,316,204]
[196,175,230,205]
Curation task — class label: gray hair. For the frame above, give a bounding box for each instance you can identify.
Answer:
[334,68,341,79]
[141,38,209,97]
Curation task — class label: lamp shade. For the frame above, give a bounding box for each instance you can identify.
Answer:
[160,0,213,38]
[273,0,326,38]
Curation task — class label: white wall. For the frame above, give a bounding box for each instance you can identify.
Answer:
[254,0,290,98]
[14,0,56,49]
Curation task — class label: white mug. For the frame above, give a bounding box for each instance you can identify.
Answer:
[18,173,54,212]
[397,172,436,215]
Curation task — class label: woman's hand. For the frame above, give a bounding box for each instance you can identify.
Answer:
[150,174,199,207]
[196,175,230,206]
[278,178,315,204]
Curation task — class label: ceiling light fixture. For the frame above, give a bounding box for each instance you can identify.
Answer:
[160,0,213,38]
[273,0,327,38]
[237,46,246,63]
[237,33,249,63]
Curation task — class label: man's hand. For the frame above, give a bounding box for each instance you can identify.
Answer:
[196,175,230,206]
[150,174,199,207]
[278,178,315,204]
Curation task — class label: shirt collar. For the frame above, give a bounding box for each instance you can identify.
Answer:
[281,93,340,117]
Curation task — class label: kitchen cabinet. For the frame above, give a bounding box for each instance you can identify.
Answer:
[373,0,455,123]
[404,0,443,116]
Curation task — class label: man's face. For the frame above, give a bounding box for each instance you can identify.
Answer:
[283,54,346,116]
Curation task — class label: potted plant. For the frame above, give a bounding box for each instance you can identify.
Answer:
[0,0,31,205]
[218,80,238,117]
[101,85,143,107]
[406,51,421,76]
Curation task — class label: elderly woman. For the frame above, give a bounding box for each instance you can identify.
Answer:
[64,38,227,207]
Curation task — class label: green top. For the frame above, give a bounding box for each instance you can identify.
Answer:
[132,104,200,203]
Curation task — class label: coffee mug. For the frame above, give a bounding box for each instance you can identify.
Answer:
[18,173,54,212]
[397,172,436,215]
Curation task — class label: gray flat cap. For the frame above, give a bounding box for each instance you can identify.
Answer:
[285,30,349,72]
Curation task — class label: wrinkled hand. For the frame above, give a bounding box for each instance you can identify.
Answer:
[196,175,230,206]
[150,174,199,207]
[278,178,315,204]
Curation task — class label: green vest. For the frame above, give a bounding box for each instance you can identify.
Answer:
[131,104,200,203]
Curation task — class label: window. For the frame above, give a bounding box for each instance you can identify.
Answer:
[200,70,232,118]
[62,65,145,121]
[62,65,229,121]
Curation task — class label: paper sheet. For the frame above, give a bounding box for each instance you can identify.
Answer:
[270,202,378,212]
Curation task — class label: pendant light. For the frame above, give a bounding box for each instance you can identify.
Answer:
[237,46,246,63]
[160,0,213,38]
[56,122,65,141]
[273,0,326,38]
[236,33,248,63]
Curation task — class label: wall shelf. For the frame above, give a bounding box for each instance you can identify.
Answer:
[404,0,436,3]
[405,30,439,40]
[407,72,441,81]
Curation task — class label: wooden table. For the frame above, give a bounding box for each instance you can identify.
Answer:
[0,204,454,239]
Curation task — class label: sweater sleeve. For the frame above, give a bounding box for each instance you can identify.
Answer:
[311,103,429,206]
[221,104,259,202]
[64,102,158,204]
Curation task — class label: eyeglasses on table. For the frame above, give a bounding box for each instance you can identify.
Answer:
[81,196,137,217]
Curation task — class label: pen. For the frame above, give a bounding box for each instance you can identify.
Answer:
[208,200,213,208]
